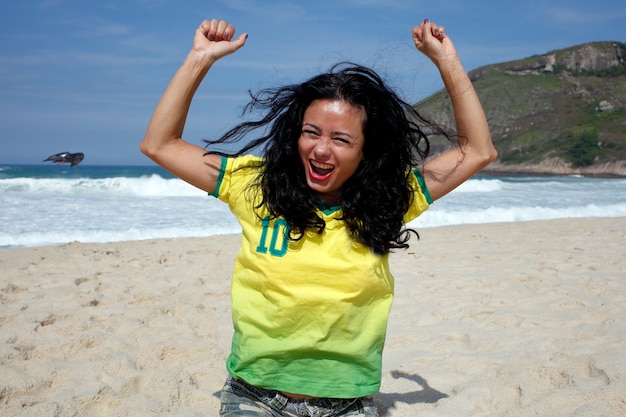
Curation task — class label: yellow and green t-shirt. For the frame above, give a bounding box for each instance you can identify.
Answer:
[210,155,431,398]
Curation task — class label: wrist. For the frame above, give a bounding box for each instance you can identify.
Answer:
[184,49,218,72]
[434,54,464,75]
[436,56,472,96]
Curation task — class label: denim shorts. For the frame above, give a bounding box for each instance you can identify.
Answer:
[219,375,379,417]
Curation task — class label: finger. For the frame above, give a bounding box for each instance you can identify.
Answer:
[231,32,249,50]
[431,24,446,40]
[412,24,423,44]
[412,21,429,44]
[196,19,247,53]
[422,19,434,40]
[223,23,235,41]
[413,19,433,48]
[216,20,230,41]
[198,20,211,36]
[207,19,220,41]
[208,20,238,42]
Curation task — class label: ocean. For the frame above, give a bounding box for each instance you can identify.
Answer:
[1,164,625,248]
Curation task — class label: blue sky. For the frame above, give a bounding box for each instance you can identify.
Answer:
[1,0,624,165]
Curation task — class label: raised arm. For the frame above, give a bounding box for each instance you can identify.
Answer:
[413,19,497,201]
[140,20,247,193]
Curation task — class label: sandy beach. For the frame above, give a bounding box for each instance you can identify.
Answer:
[1,217,625,416]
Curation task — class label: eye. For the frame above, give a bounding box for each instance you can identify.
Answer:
[302,129,320,137]
[332,136,350,144]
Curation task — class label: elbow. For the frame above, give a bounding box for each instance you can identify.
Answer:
[486,145,498,164]
[475,141,498,170]
[139,140,152,158]
[481,134,498,165]
[139,137,161,161]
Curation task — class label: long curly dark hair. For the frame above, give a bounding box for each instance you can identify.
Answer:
[205,62,446,255]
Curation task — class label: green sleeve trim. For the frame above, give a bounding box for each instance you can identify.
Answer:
[209,156,228,198]
[412,167,433,204]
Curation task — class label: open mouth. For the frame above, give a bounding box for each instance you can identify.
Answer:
[309,160,334,181]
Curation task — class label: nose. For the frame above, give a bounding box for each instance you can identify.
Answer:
[313,137,331,158]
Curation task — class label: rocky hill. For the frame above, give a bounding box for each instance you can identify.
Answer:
[415,41,626,176]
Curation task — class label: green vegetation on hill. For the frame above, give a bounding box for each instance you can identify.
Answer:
[415,41,626,175]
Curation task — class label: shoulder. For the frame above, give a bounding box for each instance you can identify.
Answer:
[410,167,433,205]
[218,154,265,175]
[212,154,265,201]
[402,168,432,223]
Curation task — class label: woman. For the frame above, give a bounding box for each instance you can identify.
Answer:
[141,18,496,417]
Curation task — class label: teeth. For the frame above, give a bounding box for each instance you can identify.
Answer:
[311,160,333,170]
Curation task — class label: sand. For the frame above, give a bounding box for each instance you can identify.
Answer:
[1,217,625,416]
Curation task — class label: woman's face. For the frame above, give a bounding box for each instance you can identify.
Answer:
[298,99,365,206]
